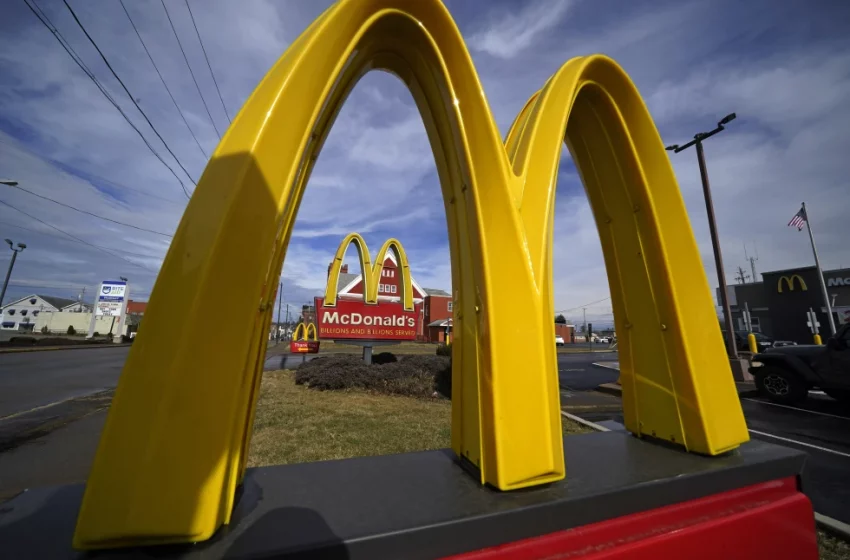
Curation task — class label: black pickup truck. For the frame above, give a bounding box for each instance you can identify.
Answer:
[749,323,850,405]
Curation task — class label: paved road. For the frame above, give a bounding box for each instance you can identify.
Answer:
[576,361,850,525]
[558,352,618,390]
[0,347,130,418]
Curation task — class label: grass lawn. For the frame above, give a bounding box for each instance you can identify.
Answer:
[248,369,587,467]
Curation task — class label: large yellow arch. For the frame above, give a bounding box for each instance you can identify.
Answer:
[73,0,748,549]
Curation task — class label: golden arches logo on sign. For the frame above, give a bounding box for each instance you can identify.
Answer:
[292,322,317,341]
[778,275,808,293]
[73,0,749,549]
[324,233,414,311]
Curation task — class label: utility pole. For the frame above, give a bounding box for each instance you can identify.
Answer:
[276,281,283,343]
[1,239,26,308]
[583,308,587,342]
[77,286,86,312]
[734,266,750,285]
[666,113,739,358]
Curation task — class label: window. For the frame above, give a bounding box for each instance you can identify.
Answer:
[447,301,453,312]
[33,310,39,316]
[29,298,37,304]
[20,310,27,316]
[2,321,15,328]
[378,284,397,294]
[7,309,14,316]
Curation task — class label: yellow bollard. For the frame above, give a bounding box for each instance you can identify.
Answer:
[814,334,822,345]
[747,333,758,354]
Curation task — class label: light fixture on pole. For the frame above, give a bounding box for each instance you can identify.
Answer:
[0,180,19,186]
[666,113,739,358]
[1,239,27,308]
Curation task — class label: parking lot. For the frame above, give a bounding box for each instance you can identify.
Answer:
[573,359,850,525]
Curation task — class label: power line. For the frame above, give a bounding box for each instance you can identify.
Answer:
[161,0,222,139]
[0,137,184,205]
[22,0,192,201]
[61,0,196,198]
[556,296,612,314]
[185,0,232,124]
[120,0,209,159]
[0,220,166,260]
[8,184,174,237]
[0,198,157,272]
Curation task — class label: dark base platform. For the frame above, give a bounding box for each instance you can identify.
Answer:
[0,431,815,559]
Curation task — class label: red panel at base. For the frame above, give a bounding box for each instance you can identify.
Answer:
[445,477,817,560]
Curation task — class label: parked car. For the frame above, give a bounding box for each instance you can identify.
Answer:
[721,330,774,353]
[749,323,850,405]
[555,335,565,347]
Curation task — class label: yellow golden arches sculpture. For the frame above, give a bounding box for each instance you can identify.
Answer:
[324,233,415,311]
[74,0,748,549]
[292,322,318,342]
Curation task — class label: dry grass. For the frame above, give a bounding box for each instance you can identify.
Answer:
[248,369,588,467]
[819,531,850,560]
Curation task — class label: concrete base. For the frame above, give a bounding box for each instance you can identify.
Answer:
[729,358,754,382]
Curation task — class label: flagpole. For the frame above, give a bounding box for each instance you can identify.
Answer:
[802,202,836,336]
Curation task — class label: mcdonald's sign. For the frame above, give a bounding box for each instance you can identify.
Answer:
[72,0,749,548]
[778,274,808,293]
[318,234,422,341]
[290,322,319,353]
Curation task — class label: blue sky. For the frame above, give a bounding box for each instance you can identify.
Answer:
[1,0,849,327]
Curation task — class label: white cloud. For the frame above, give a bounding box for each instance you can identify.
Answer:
[468,0,575,59]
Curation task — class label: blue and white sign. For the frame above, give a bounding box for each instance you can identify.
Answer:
[95,280,127,316]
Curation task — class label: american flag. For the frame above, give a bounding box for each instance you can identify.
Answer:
[788,206,807,231]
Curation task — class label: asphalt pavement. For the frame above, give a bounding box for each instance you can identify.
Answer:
[578,360,850,525]
[0,346,130,418]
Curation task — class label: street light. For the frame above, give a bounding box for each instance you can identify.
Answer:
[666,113,739,359]
[0,180,18,186]
[1,238,27,308]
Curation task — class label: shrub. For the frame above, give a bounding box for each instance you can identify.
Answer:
[93,331,100,337]
[67,325,76,335]
[8,336,37,346]
[372,351,398,365]
[40,325,49,334]
[436,342,452,357]
[295,354,451,398]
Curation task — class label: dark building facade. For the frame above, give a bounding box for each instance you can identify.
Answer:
[719,266,850,343]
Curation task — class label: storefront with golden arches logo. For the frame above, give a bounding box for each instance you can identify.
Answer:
[721,265,850,343]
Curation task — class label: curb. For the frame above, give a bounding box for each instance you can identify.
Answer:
[595,383,623,397]
[0,343,130,354]
[560,410,609,432]
[816,513,850,542]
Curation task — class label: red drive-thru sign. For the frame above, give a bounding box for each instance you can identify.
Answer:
[315,297,422,341]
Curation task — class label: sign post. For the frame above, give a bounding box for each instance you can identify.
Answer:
[743,302,758,353]
[87,280,128,340]
[806,307,822,345]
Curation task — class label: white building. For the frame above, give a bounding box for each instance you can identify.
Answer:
[0,294,89,331]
